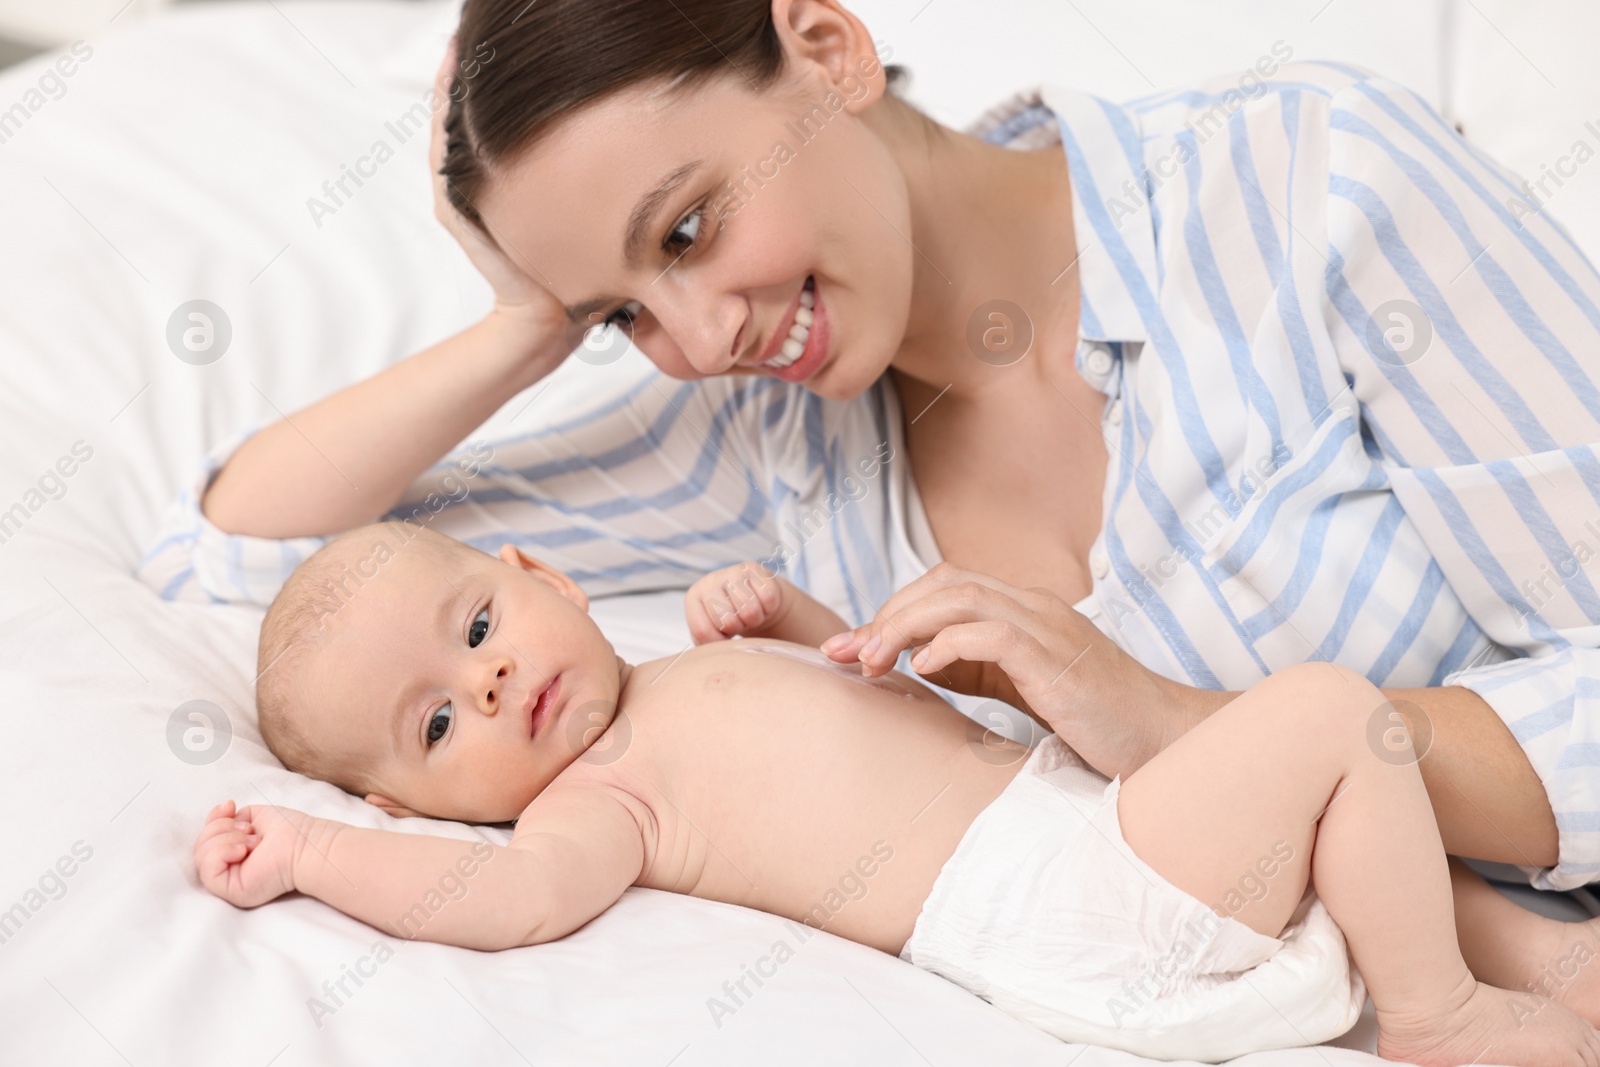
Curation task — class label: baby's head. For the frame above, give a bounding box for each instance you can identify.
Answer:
[255,522,623,823]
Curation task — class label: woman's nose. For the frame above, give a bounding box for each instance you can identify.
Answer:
[647,288,742,376]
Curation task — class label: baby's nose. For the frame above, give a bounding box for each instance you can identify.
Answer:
[479,663,509,714]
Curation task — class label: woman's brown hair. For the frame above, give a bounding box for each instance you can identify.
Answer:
[440,0,907,233]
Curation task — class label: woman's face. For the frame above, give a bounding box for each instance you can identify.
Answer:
[474,7,914,402]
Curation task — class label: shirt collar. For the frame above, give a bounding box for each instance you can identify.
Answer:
[963,84,1158,346]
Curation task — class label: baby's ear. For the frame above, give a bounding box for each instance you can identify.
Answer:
[364,792,420,819]
[497,544,589,612]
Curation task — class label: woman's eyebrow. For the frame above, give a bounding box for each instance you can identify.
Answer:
[624,159,703,261]
[563,158,705,324]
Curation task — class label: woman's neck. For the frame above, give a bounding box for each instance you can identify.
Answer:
[863,97,1083,402]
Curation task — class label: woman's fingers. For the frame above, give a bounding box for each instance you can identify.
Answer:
[821,563,1028,662]
[852,581,1035,677]
[908,619,1052,689]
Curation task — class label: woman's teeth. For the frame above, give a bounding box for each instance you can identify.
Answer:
[764,281,816,369]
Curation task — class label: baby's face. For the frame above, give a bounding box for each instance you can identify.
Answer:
[298,538,622,823]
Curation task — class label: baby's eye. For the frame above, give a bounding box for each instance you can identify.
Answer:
[468,607,491,648]
[426,702,452,745]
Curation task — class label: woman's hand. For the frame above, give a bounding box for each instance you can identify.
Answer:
[820,563,1212,779]
[194,799,311,909]
[430,38,587,363]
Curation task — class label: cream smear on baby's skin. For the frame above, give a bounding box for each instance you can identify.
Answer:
[735,642,918,698]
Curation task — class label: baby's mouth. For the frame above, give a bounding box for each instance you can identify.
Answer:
[527,675,561,739]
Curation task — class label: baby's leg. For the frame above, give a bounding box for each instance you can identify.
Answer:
[1117,662,1600,1067]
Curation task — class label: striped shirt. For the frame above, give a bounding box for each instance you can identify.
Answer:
[140,62,1600,891]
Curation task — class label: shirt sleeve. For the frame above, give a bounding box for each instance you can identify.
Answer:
[1320,70,1600,888]
[135,423,330,605]
[137,369,808,607]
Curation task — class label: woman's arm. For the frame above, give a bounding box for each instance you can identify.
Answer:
[823,562,1187,781]
[203,314,560,537]
[824,563,1561,869]
[140,35,844,608]
[204,38,585,539]
[1315,74,1600,886]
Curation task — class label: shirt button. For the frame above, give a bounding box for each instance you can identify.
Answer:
[1090,548,1110,579]
[1107,399,1123,426]
[1085,345,1113,378]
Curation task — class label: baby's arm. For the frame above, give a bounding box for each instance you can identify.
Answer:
[195,785,644,950]
[685,562,849,648]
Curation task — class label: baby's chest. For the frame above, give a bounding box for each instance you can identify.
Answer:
[616,656,1011,927]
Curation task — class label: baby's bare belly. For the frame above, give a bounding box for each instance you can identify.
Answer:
[580,639,1031,955]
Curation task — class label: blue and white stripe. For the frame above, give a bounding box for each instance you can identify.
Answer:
[140,62,1600,891]
[139,361,918,622]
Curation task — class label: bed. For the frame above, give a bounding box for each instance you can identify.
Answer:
[2,1,1596,1063]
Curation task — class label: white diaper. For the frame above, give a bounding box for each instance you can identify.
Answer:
[900,735,1365,1062]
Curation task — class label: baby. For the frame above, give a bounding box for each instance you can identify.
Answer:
[196,521,1600,1064]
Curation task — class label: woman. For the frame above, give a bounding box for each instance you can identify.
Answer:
[142,0,1600,926]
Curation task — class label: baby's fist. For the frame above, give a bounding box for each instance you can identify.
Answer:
[194,799,308,909]
[686,562,788,644]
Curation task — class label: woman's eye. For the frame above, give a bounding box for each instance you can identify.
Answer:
[426,702,453,745]
[468,607,491,648]
[603,301,642,331]
[664,206,703,252]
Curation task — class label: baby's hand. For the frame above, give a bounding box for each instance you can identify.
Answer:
[194,799,310,909]
[686,562,789,644]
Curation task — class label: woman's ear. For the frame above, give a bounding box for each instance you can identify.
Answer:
[497,543,590,611]
[771,0,886,115]
[364,793,420,819]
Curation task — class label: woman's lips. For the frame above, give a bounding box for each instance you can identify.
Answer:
[769,278,828,384]
[528,675,561,739]
[754,280,809,367]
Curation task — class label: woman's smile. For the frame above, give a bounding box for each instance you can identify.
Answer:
[754,275,829,383]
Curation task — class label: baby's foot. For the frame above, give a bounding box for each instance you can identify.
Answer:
[1538,918,1600,1027]
[1377,976,1600,1067]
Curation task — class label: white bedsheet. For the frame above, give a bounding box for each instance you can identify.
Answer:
[2,1,1588,1063]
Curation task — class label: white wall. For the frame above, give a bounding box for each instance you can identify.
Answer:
[846,0,1451,125]
[0,0,173,47]
[1447,0,1600,269]
[7,0,1597,255]
[847,0,1598,257]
